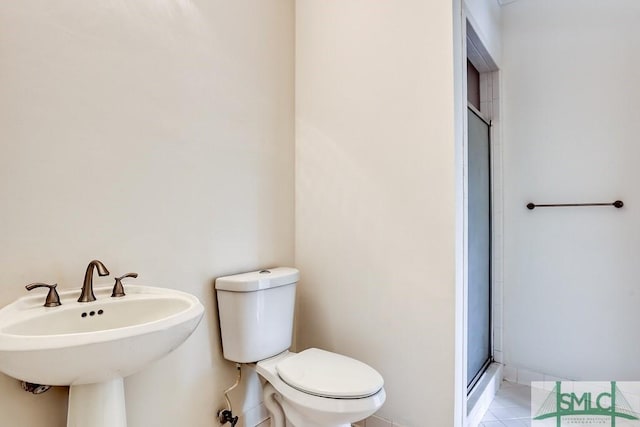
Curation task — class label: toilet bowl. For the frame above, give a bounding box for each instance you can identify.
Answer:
[256,350,386,427]
[215,267,386,427]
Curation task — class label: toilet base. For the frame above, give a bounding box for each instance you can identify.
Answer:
[263,382,357,427]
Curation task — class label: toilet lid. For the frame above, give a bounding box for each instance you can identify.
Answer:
[276,348,384,398]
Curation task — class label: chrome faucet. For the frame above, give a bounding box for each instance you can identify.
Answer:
[78,260,110,302]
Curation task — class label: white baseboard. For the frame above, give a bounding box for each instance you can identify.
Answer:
[502,365,568,386]
[355,414,406,427]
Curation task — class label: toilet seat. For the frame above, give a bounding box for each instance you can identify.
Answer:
[276,348,384,398]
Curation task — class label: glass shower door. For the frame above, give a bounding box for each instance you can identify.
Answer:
[467,107,492,391]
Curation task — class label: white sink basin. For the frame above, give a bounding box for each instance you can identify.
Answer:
[0,283,204,427]
[0,284,204,386]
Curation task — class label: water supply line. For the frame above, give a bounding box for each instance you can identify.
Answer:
[218,363,241,426]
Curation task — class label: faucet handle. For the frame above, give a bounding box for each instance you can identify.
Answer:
[111,273,138,298]
[26,283,61,307]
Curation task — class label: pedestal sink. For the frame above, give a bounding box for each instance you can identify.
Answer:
[0,285,204,427]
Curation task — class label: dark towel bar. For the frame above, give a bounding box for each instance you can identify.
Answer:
[526,200,624,210]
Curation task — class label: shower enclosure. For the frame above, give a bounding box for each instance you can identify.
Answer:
[467,106,492,391]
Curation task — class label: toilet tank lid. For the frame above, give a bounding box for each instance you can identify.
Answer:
[215,267,299,292]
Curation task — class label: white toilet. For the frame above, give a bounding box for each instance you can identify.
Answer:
[215,267,386,427]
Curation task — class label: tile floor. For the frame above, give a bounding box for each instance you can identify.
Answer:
[480,381,532,427]
[259,380,532,427]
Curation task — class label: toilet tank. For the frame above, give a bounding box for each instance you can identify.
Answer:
[215,267,299,363]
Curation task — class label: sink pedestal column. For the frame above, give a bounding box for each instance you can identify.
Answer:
[67,378,127,427]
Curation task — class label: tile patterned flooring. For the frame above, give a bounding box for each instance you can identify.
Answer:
[258,380,533,427]
[480,381,532,427]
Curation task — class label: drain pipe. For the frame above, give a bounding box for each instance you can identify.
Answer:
[21,381,51,395]
[217,364,241,426]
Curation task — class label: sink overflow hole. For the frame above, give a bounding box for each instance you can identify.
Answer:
[80,309,105,318]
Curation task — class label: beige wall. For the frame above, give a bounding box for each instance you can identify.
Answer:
[0,1,294,426]
[295,1,458,425]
